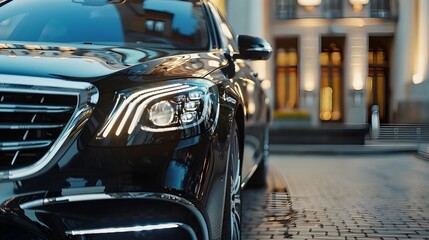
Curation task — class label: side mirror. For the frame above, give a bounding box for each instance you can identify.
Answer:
[234,35,272,60]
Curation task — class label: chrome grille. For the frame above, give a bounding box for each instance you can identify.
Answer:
[0,75,98,180]
[0,91,76,169]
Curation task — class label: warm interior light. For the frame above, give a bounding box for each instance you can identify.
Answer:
[376,49,385,65]
[353,4,363,12]
[287,71,298,108]
[276,49,287,66]
[349,0,369,5]
[331,51,341,65]
[414,18,428,85]
[304,80,315,92]
[320,52,329,65]
[288,49,298,66]
[353,77,364,90]
[277,48,298,67]
[368,51,374,64]
[297,0,321,7]
[320,87,333,121]
[412,73,424,84]
[277,69,287,109]
[349,0,368,12]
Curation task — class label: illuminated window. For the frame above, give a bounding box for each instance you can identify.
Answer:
[275,38,299,110]
[276,0,297,19]
[322,0,343,18]
[320,37,344,122]
[370,0,391,18]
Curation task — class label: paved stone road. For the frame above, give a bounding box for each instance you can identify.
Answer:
[243,153,429,239]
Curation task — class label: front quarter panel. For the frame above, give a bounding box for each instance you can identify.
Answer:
[0,50,243,240]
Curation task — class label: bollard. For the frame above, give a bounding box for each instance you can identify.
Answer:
[370,105,380,139]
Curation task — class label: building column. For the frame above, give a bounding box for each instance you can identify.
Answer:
[418,0,429,82]
[406,0,429,122]
[410,0,429,99]
[392,0,416,112]
[299,31,320,127]
[394,0,429,123]
[345,27,367,124]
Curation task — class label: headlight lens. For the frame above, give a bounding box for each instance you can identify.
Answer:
[149,100,176,127]
[95,79,219,146]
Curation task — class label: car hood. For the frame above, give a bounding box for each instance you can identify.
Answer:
[0,42,228,82]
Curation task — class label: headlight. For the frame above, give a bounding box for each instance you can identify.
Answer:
[95,79,219,146]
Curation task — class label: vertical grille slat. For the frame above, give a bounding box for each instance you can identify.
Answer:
[0,75,98,180]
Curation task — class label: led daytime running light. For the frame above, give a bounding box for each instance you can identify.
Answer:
[97,80,218,139]
[98,83,183,138]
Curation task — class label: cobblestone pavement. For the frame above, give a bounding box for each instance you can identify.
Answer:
[242,153,429,239]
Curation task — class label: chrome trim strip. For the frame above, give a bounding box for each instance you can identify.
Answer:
[65,222,197,240]
[0,123,64,130]
[0,140,52,151]
[20,192,209,240]
[0,74,99,180]
[0,103,73,113]
[18,199,44,209]
[0,75,94,93]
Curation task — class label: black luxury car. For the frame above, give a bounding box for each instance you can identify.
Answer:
[0,0,272,239]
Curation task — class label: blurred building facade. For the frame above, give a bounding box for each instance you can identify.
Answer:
[214,0,429,128]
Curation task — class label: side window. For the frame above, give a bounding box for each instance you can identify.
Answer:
[208,3,238,53]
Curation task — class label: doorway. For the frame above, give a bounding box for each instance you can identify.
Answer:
[367,36,392,123]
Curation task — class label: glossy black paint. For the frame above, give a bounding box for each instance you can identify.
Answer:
[235,35,273,61]
[0,1,271,239]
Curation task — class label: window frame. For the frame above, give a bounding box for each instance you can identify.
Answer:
[275,0,297,20]
[274,37,300,111]
[319,36,345,122]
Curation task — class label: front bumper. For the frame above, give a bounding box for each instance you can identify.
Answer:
[3,192,209,240]
[0,101,235,240]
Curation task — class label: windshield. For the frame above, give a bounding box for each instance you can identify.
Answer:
[0,0,209,50]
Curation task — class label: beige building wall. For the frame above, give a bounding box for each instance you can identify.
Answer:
[391,0,417,122]
[400,0,429,122]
